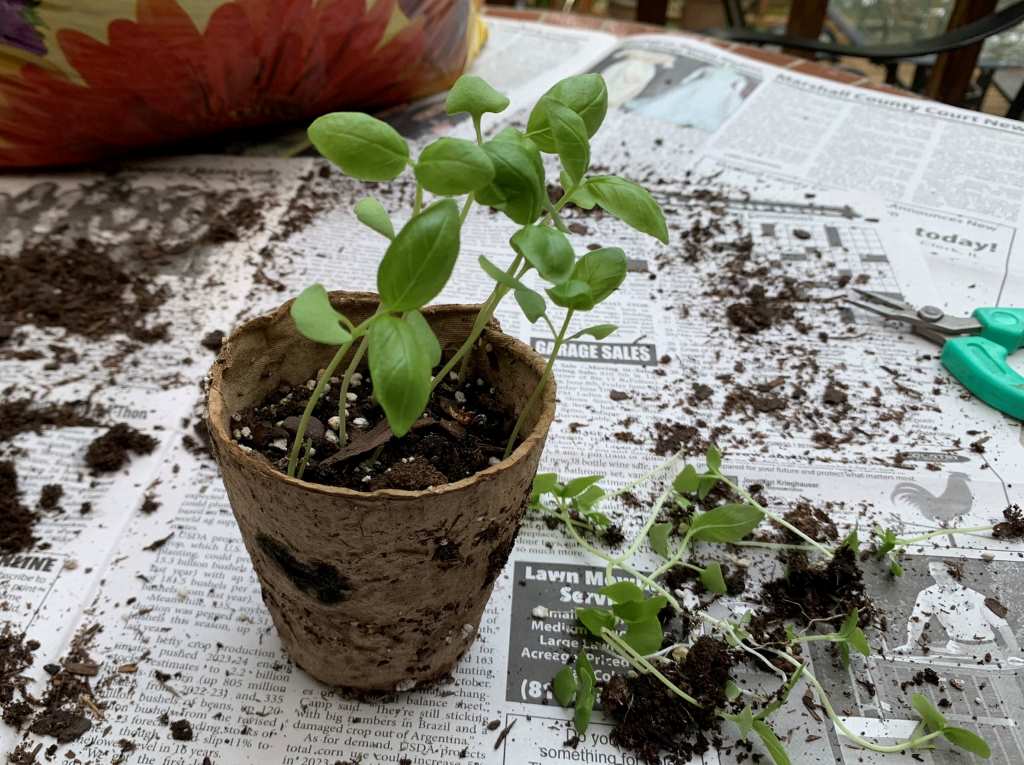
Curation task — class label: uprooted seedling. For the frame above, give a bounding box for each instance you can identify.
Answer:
[532,445,995,763]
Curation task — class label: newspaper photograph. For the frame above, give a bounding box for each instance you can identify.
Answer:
[1,14,1022,765]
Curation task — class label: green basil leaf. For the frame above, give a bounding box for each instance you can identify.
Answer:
[577,649,596,691]
[623,617,662,656]
[378,200,460,311]
[532,472,560,498]
[911,692,947,732]
[414,137,495,196]
[544,100,590,185]
[354,197,394,240]
[445,74,510,119]
[613,596,666,623]
[586,175,669,244]
[725,680,742,702]
[562,475,603,498]
[476,137,546,225]
[527,74,608,153]
[706,444,722,472]
[847,626,870,657]
[600,581,644,604]
[367,315,431,437]
[576,607,616,638]
[572,324,617,340]
[515,288,546,323]
[571,247,628,310]
[546,279,591,310]
[700,562,728,595]
[290,284,352,346]
[576,485,606,512]
[511,225,575,285]
[648,522,673,558]
[688,504,764,543]
[673,464,701,494]
[697,475,719,500]
[403,309,441,370]
[574,689,594,735]
[727,704,756,739]
[552,666,577,707]
[751,720,792,765]
[562,170,596,209]
[308,112,409,181]
[478,255,521,289]
[943,727,992,759]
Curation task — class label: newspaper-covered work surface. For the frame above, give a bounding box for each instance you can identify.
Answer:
[1,15,1022,765]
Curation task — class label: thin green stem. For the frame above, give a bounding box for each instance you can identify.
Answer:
[337,335,369,447]
[728,540,821,553]
[620,483,674,562]
[413,182,423,216]
[767,648,943,753]
[286,340,352,477]
[460,193,475,224]
[472,115,483,145]
[714,472,834,558]
[504,309,574,459]
[698,612,788,681]
[896,526,993,545]
[432,255,524,390]
[602,631,700,706]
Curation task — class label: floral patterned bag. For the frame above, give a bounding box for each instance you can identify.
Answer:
[0,0,484,167]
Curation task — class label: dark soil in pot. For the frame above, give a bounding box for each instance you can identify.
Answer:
[233,366,515,492]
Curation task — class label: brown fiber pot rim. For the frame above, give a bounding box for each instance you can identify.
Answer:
[207,292,557,501]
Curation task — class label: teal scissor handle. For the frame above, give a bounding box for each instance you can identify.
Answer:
[942,334,1024,421]
[973,307,1024,352]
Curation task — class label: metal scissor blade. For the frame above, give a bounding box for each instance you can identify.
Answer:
[845,288,919,323]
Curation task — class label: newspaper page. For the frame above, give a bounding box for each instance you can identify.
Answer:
[2,16,1022,765]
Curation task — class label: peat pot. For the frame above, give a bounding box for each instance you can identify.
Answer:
[207,292,556,692]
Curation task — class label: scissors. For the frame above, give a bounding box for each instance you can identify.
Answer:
[846,288,1024,421]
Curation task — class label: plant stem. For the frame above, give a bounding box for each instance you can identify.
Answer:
[413,182,423,216]
[503,309,574,459]
[337,335,369,447]
[473,115,483,144]
[287,340,353,477]
[896,526,993,545]
[606,450,685,499]
[698,612,788,681]
[602,630,701,706]
[460,193,475,224]
[621,483,674,562]
[714,472,834,559]
[430,255,524,391]
[767,648,944,753]
[728,540,821,553]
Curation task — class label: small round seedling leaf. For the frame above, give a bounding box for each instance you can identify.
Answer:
[378,199,460,311]
[673,464,701,495]
[943,727,992,758]
[290,284,352,346]
[367,315,431,438]
[403,309,441,369]
[308,112,409,181]
[600,581,645,604]
[562,475,603,498]
[445,74,510,119]
[700,562,728,595]
[543,100,590,185]
[354,197,394,239]
[414,137,495,196]
[511,225,575,284]
[576,607,616,638]
[648,522,673,559]
[572,323,617,340]
[532,472,560,498]
[527,74,608,153]
[477,136,546,225]
[911,692,947,732]
[688,504,764,544]
[515,288,546,323]
[613,596,666,624]
[623,617,663,656]
[552,666,577,707]
[586,175,669,244]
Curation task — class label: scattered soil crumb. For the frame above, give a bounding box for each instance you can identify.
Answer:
[170,719,194,741]
[0,461,37,553]
[85,424,158,473]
